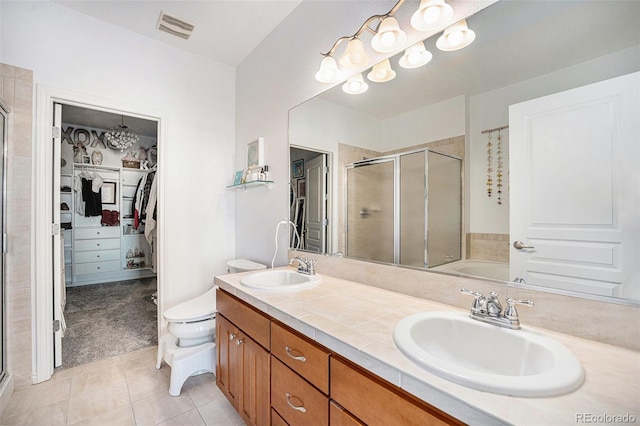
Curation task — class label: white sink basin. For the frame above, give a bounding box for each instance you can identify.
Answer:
[393,311,584,397]
[240,269,320,290]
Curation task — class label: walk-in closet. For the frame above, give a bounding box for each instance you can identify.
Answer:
[55,104,159,369]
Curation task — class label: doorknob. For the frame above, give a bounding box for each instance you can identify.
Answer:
[513,240,535,250]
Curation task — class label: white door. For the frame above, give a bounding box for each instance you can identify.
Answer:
[509,72,639,300]
[305,155,327,253]
[52,103,64,367]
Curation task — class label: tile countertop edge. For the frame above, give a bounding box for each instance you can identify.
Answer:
[213,271,639,426]
[214,275,506,425]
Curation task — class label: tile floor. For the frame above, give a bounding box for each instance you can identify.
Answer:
[1,346,246,426]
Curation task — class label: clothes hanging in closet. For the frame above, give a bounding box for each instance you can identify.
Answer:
[74,171,104,217]
[132,171,156,230]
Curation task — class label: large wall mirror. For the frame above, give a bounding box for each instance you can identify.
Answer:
[289,0,640,304]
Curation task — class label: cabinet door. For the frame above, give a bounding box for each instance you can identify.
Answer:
[216,315,240,407]
[238,331,270,426]
[329,401,364,426]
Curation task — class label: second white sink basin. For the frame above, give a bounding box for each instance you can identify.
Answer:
[393,311,584,397]
[240,269,320,290]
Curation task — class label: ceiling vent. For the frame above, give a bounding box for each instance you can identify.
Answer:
[157,11,195,40]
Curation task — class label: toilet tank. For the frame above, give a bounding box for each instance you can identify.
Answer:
[226,259,267,273]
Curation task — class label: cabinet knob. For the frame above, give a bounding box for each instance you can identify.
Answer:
[285,392,307,413]
[285,346,307,362]
[229,333,236,341]
[235,338,244,346]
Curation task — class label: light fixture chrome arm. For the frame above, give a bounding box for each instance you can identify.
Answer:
[320,0,405,57]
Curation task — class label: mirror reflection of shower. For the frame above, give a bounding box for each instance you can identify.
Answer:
[346,149,462,268]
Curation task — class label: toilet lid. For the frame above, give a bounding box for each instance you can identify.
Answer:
[164,287,217,322]
[226,259,266,270]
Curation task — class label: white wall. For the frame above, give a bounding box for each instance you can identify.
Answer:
[1,1,237,309]
[379,95,466,151]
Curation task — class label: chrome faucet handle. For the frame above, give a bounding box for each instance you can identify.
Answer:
[307,259,317,275]
[504,298,534,320]
[486,291,503,317]
[460,288,485,313]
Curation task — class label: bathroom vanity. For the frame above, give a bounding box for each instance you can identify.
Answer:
[214,269,639,425]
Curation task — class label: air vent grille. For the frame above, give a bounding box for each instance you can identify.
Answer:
[157,11,195,40]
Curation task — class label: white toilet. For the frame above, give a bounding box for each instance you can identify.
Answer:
[227,258,266,273]
[156,287,217,396]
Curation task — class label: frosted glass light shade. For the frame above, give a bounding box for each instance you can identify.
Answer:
[339,38,369,69]
[436,19,476,51]
[342,73,369,95]
[367,59,396,83]
[399,42,433,69]
[315,56,344,83]
[411,0,454,31]
[371,17,408,53]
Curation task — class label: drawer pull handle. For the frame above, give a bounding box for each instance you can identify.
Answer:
[236,338,244,346]
[285,392,306,413]
[285,346,306,362]
[229,333,237,341]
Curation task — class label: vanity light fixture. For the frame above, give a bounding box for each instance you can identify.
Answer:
[410,0,454,32]
[339,38,370,69]
[315,56,344,83]
[105,115,139,152]
[399,41,433,69]
[371,17,407,53]
[342,73,369,95]
[436,19,476,51]
[367,59,396,83]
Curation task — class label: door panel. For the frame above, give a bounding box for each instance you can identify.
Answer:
[509,72,639,300]
[305,155,327,253]
[53,103,63,368]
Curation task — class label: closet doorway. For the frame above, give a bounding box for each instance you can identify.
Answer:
[52,103,159,370]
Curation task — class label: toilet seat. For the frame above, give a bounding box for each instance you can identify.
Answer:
[164,287,216,323]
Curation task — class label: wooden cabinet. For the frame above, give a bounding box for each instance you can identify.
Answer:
[330,357,462,426]
[216,290,270,426]
[216,289,462,426]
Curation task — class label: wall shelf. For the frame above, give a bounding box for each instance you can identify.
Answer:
[226,180,274,191]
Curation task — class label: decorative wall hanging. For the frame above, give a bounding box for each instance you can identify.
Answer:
[247,137,265,168]
[292,159,305,178]
[481,125,509,205]
[496,129,503,205]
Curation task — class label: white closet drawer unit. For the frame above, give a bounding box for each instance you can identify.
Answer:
[74,249,120,264]
[74,238,120,252]
[75,227,120,240]
[74,260,121,276]
[121,170,144,186]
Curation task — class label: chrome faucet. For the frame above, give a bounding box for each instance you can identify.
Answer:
[460,288,533,330]
[288,256,316,275]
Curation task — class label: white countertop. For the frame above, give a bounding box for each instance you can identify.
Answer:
[214,268,640,425]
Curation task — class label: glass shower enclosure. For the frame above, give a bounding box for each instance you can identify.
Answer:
[346,149,461,269]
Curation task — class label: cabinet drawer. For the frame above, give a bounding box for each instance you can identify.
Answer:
[216,289,270,349]
[331,357,461,426]
[75,226,120,240]
[329,401,364,426]
[271,408,288,426]
[271,356,328,426]
[271,321,330,394]
[74,249,120,264]
[74,260,120,275]
[74,238,120,252]
[121,170,144,186]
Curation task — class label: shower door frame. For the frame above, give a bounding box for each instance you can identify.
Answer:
[0,99,9,384]
[345,148,462,268]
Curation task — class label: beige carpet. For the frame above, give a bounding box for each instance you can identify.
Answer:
[58,278,157,370]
